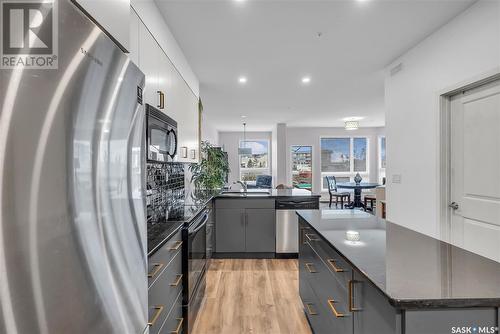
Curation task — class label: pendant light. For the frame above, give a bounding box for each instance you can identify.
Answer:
[238,122,252,155]
[345,120,359,131]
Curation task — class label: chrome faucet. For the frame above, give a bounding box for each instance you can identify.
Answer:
[235,180,248,192]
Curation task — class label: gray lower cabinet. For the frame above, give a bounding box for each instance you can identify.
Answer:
[215,208,245,252]
[215,199,275,254]
[148,229,184,334]
[298,218,499,334]
[245,209,275,252]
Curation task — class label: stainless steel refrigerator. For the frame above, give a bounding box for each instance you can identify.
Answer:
[0,0,148,333]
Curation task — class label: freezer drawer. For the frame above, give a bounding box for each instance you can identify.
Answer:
[276,210,299,253]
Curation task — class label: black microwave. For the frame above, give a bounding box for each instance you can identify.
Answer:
[146,104,178,162]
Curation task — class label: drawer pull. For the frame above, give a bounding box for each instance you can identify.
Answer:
[305,233,319,242]
[157,90,165,109]
[349,280,362,312]
[148,305,164,326]
[170,274,183,287]
[305,263,317,273]
[169,241,183,251]
[171,317,184,334]
[305,303,318,315]
[327,299,345,318]
[147,263,164,278]
[327,259,345,273]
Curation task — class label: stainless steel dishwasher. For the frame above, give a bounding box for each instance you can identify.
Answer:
[275,198,319,254]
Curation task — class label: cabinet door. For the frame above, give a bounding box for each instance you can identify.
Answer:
[352,270,398,334]
[245,209,275,252]
[138,23,160,108]
[215,209,245,253]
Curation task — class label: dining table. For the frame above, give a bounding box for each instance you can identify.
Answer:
[336,182,380,209]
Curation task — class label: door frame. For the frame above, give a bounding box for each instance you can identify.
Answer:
[437,69,500,242]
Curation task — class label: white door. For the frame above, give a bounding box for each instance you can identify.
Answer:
[450,79,500,262]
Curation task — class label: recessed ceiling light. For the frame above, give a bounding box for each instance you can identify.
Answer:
[342,116,364,121]
[301,77,311,84]
[238,76,247,84]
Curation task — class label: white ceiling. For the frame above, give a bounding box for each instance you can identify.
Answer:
[156,0,476,131]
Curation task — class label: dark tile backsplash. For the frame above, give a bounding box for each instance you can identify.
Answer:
[146,162,186,224]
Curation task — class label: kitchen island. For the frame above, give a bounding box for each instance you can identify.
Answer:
[297,209,500,334]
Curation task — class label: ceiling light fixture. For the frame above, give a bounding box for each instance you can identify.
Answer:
[345,120,359,131]
[301,76,311,84]
[238,122,252,155]
[238,76,247,84]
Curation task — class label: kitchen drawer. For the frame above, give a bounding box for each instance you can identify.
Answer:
[307,230,352,290]
[215,198,275,209]
[159,291,184,334]
[148,229,182,287]
[300,278,332,334]
[148,251,183,334]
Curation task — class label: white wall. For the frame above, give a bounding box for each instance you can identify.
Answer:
[385,0,500,238]
[285,126,385,195]
[131,0,200,97]
[219,131,273,185]
[202,118,219,146]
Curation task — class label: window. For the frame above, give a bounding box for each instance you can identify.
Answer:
[320,137,369,190]
[239,140,270,182]
[291,146,312,190]
[378,136,386,184]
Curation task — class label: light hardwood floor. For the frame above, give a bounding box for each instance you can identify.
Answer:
[192,259,312,334]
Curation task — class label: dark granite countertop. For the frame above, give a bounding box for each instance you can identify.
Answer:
[296,209,500,309]
[215,188,321,198]
[147,188,320,256]
[147,221,183,257]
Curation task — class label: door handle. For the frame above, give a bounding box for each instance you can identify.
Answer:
[170,274,183,287]
[349,280,362,312]
[305,263,317,273]
[449,202,459,210]
[305,303,318,315]
[169,241,183,251]
[147,263,164,278]
[157,90,165,109]
[327,299,346,318]
[171,318,184,334]
[148,305,165,326]
[327,259,345,273]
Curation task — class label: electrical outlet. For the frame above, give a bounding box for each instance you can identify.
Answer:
[392,174,402,184]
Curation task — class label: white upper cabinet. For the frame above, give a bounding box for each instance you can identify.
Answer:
[138,23,161,110]
[132,15,200,163]
[74,0,131,51]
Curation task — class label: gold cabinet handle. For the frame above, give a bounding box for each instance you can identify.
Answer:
[305,303,317,315]
[147,263,164,278]
[305,233,319,242]
[157,90,165,109]
[171,317,184,334]
[327,299,345,318]
[169,241,183,251]
[349,280,362,312]
[327,259,345,273]
[148,305,164,326]
[170,274,183,287]
[305,263,317,273]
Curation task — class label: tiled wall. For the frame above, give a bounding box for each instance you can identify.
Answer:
[146,162,186,224]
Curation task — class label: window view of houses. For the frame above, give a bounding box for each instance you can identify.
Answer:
[291,146,312,190]
[239,140,270,181]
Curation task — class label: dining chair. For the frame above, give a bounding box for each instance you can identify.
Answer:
[325,176,351,209]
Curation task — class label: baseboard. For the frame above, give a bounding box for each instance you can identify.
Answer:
[275,253,298,259]
[213,252,276,259]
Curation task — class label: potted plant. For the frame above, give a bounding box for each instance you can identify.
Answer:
[189,141,230,191]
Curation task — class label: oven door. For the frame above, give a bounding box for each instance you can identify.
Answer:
[187,210,208,302]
